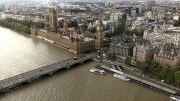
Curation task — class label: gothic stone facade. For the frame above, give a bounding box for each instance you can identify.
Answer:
[31,27,96,54]
[30,8,104,54]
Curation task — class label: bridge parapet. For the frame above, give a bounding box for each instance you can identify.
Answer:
[0,54,95,93]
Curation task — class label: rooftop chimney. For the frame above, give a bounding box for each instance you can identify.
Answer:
[142,43,144,48]
[171,49,174,54]
[160,46,164,52]
[165,45,168,50]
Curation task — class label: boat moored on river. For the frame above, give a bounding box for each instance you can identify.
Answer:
[170,95,180,101]
[90,68,106,75]
[113,73,130,81]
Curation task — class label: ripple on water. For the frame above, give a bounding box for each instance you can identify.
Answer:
[0,27,169,101]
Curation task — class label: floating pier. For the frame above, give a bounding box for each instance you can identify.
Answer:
[95,65,177,95]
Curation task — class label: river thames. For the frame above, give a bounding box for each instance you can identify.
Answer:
[0,26,171,101]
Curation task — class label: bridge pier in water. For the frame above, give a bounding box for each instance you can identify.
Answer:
[0,53,95,93]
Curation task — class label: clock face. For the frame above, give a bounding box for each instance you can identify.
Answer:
[97,26,99,30]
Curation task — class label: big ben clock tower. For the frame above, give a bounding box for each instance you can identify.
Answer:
[95,16,104,50]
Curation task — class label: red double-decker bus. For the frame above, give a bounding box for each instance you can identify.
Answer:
[72,57,78,60]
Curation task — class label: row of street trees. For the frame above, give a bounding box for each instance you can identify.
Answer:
[136,59,180,86]
[0,19,30,34]
[125,29,144,36]
[0,18,46,34]
[124,56,132,65]
[105,24,125,38]
[105,24,144,38]
[108,53,180,86]
[58,19,78,28]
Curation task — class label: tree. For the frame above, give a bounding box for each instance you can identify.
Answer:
[113,24,125,35]
[90,27,96,33]
[0,18,31,34]
[160,65,170,80]
[175,71,180,86]
[107,52,116,61]
[174,17,180,27]
[174,66,180,71]
[140,62,148,73]
[125,29,144,36]
[122,13,126,20]
[166,69,175,84]
[125,30,132,35]
[151,60,159,68]
[145,58,151,65]
[71,20,78,28]
[68,20,78,28]
[58,20,64,28]
[81,23,88,30]
[105,33,112,38]
[153,67,162,78]
[135,61,141,69]
[124,56,132,65]
[35,21,45,28]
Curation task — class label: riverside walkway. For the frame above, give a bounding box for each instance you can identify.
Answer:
[95,65,177,95]
[0,54,95,93]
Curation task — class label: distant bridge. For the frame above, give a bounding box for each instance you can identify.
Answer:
[0,53,95,93]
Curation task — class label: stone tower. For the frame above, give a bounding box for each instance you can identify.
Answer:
[95,16,104,50]
[63,17,68,33]
[30,26,38,37]
[49,8,59,28]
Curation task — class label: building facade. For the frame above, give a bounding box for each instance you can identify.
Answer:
[31,8,104,54]
[154,46,180,67]
[95,17,104,50]
[110,39,134,60]
[110,11,124,26]
[143,23,180,47]
[49,8,59,28]
[110,36,148,60]
[132,43,156,63]
[131,17,152,30]
[147,1,155,11]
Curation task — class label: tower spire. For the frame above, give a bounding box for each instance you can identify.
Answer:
[95,15,104,50]
[63,17,68,33]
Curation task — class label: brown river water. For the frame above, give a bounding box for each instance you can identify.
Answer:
[0,27,171,101]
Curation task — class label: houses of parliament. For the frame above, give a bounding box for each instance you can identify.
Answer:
[30,8,104,54]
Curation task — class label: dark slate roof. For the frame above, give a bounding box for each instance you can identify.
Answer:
[164,30,180,34]
[112,42,135,49]
[111,36,149,49]
[135,45,155,52]
[84,31,95,39]
[155,47,180,59]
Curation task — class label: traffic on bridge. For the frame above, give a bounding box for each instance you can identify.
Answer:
[0,53,95,93]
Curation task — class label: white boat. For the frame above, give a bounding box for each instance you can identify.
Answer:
[170,95,180,101]
[43,38,55,44]
[36,36,43,39]
[90,68,106,75]
[113,73,130,81]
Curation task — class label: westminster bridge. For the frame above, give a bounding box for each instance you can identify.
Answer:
[0,53,95,93]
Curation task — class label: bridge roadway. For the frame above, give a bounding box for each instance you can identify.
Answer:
[0,53,95,93]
